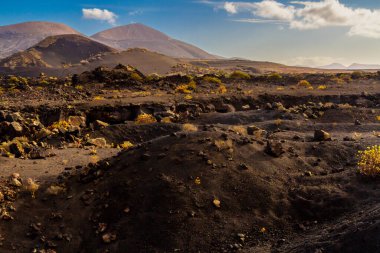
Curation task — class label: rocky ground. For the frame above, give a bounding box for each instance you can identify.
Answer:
[0,67,379,252]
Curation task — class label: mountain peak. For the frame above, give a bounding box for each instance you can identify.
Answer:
[92,23,170,41]
[0,21,80,58]
[91,23,217,59]
[0,21,80,35]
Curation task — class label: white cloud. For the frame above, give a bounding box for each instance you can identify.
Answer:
[218,0,380,38]
[224,2,238,14]
[82,8,118,25]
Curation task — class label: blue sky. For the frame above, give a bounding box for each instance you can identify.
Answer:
[2,0,380,66]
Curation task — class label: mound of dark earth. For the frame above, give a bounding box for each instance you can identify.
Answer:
[0,21,80,59]
[1,124,378,252]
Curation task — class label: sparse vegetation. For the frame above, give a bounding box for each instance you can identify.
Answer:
[182,123,198,132]
[120,141,134,150]
[298,80,311,88]
[130,72,144,82]
[217,84,227,94]
[230,125,247,135]
[267,73,282,81]
[351,71,364,79]
[358,145,380,176]
[175,80,197,94]
[203,76,222,84]
[49,120,70,130]
[135,114,157,124]
[229,70,250,80]
[93,96,105,101]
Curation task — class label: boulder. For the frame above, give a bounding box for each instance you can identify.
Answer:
[10,122,23,136]
[6,112,23,122]
[68,116,86,128]
[314,130,332,141]
[93,120,109,130]
[247,125,261,135]
[87,138,107,148]
[9,142,25,158]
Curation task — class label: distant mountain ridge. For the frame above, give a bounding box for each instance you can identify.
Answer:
[319,62,380,70]
[91,23,218,59]
[0,21,80,58]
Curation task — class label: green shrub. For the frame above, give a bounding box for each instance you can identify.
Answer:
[267,73,282,81]
[203,76,222,84]
[351,71,364,79]
[229,71,251,80]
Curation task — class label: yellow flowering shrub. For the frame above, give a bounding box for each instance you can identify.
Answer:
[358,145,380,176]
[298,80,311,87]
[135,114,157,124]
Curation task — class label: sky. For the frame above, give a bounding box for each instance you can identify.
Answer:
[1,0,380,67]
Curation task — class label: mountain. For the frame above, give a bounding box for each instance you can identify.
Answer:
[319,62,380,70]
[348,63,380,70]
[0,21,80,59]
[91,23,218,59]
[0,34,117,69]
[319,63,347,70]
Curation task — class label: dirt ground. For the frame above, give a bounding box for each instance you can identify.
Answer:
[0,71,379,253]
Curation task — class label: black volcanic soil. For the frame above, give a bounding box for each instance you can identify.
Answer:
[0,72,379,253]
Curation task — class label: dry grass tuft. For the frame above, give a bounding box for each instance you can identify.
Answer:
[230,125,247,135]
[182,123,198,132]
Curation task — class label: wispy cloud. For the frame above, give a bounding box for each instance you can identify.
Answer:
[82,8,118,25]
[204,0,380,38]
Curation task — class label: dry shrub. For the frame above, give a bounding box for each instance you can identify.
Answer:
[93,96,105,101]
[230,125,247,135]
[338,103,353,109]
[120,141,134,150]
[298,80,311,87]
[218,84,227,94]
[89,155,100,164]
[274,119,283,126]
[46,185,66,195]
[182,123,198,132]
[214,139,233,151]
[358,145,380,176]
[176,81,196,94]
[49,120,70,130]
[135,114,157,124]
[184,94,193,100]
[330,77,345,85]
[161,117,172,123]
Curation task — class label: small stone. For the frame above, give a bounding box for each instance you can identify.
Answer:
[102,233,117,243]
[213,199,221,208]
